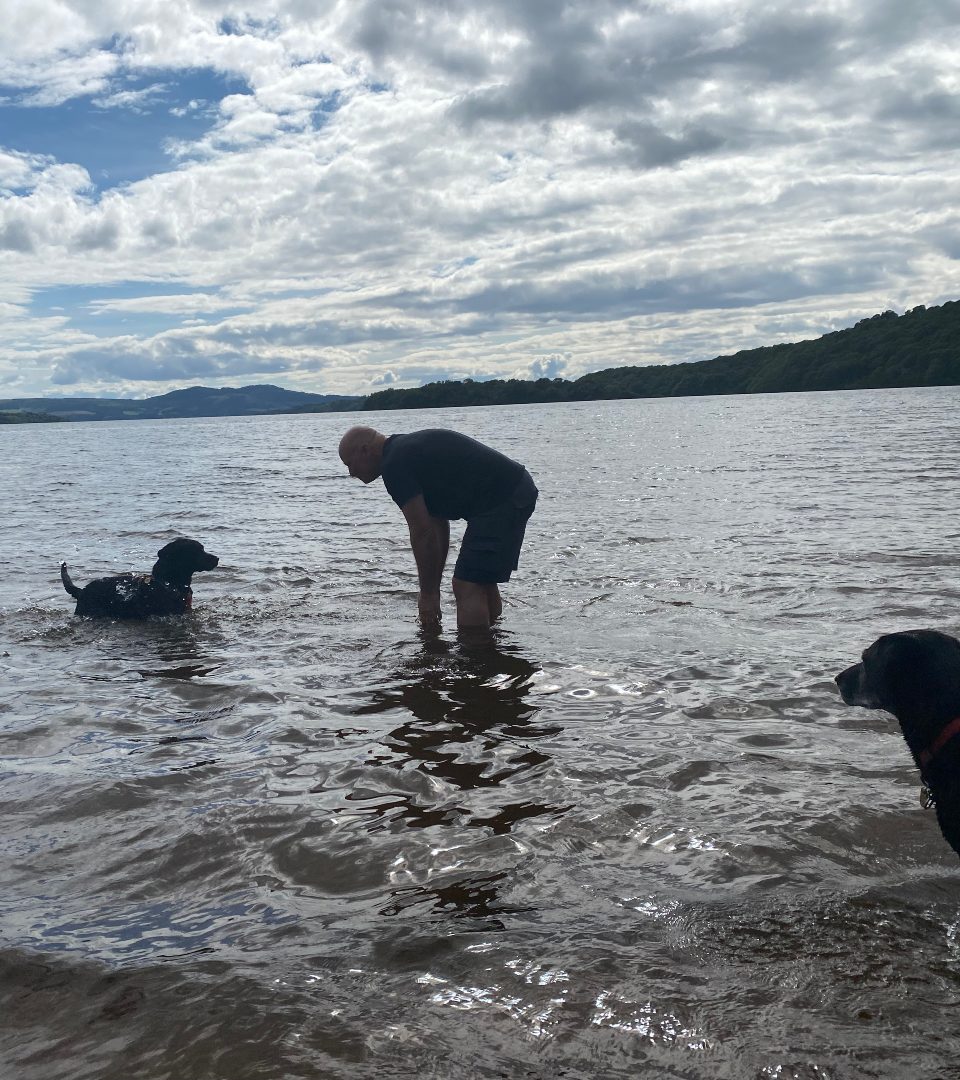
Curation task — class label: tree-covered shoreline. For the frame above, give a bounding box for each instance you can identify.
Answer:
[0,410,65,424]
[365,300,960,411]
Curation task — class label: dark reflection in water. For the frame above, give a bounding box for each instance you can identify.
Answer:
[351,631,568,834]
[138,663,218,679]
[380,868,528,927]
[346,632,563,927]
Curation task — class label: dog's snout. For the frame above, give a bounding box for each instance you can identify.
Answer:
[835,663,857,692]
[835,663,862,700]
[835,661,883,709]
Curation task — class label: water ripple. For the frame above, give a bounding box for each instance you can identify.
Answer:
[3,391,960,1077]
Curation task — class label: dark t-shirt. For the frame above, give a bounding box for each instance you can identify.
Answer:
[381,429,526,519]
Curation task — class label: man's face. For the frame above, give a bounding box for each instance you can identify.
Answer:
[341,443,379,484]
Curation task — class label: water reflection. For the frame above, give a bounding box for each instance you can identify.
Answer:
[380,869,527,924]
[351,631,567,833]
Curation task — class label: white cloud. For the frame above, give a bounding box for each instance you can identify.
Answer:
[1,0,959,397]
[1,48,120,107]
[93,82,168,112]
[524,354,569,380]
[88,293,250,316]
[0,1,92,62]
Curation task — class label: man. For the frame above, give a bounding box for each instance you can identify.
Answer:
[338,426,538,629]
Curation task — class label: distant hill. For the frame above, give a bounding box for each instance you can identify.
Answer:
[365,299,960,410]
[0,384,362,422]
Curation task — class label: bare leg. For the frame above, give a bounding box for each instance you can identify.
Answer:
[452,576,492,628]
[435,517,450,570]
[484,583,502,622]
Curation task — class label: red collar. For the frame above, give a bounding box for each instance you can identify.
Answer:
[918,716,960,769]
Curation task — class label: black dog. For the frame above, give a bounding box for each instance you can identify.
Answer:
[836,629,960,859]
[60,538,219,618]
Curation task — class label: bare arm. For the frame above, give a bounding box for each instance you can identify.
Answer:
[400,494,449,625]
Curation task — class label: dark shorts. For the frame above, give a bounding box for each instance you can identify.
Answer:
[453,470,538,584]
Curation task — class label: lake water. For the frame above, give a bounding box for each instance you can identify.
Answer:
[3,389,960,1079]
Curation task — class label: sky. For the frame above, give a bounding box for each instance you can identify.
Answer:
[2,0,960,400]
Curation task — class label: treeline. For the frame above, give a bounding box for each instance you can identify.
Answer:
[0,410,64,424]
[365,300,960,411]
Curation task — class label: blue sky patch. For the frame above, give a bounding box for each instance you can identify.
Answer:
[0,68,248,189]
[311,90,343,131]
[31,281,231,337]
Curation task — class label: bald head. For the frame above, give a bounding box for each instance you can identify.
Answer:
[339,425,387,484]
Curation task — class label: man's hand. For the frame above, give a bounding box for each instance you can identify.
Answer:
[402,495,449,630]
[418,591,442,629]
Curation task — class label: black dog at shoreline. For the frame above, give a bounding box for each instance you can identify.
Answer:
[836,629,960,859]
[61,538,219,618]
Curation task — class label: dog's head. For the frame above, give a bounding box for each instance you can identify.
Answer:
[836,629,960,749]
[153,538,219,585]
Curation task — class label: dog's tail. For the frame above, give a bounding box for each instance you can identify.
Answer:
[60,562,82,598]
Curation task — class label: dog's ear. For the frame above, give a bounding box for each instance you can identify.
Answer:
[157,538,197,561]
[868,631,960,723]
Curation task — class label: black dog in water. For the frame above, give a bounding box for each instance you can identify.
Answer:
[61,538,219,618]
[836,629,960,859]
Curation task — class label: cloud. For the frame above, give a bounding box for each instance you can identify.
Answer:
[2,48,120,108]
[48,327,294,385]
[0,148,54,192]
[88,293,249,316]
[0,218,36,253]
[613,121,727,170]
[525,353,568,380]
[0,0,959,398]
[93,82,169,112]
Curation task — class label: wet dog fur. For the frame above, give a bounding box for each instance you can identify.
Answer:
[836,629,960,859]
[61,538,219,618]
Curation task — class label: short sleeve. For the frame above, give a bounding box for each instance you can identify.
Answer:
[382,442,421,509]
